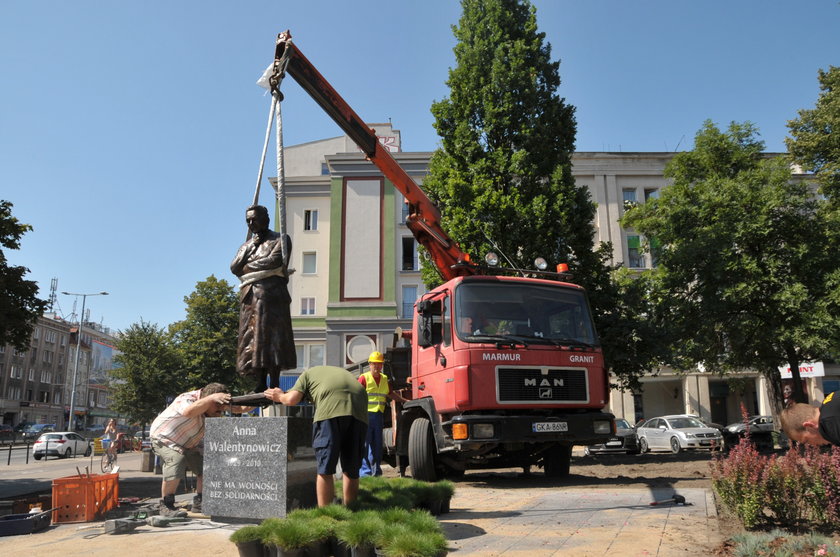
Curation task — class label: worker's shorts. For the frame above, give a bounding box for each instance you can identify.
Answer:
[152,440,203,481]
[312,416,367,479]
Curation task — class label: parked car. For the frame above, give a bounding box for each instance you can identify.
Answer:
[21,424,55,442]
[32,432,93,459]
[636,415,723,454]
[584,418,640,455]
[0,424,14,443]
[85,424,105,435]
[134,430,152,449]
[723,415,775,452]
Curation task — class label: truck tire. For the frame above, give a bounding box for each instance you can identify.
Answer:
[543,444,572,478]
[408,417,438,482]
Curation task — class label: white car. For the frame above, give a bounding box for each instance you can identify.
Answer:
[636,415,723,454]
[33,432,93,459]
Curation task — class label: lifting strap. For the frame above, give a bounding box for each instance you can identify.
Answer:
[250,34,293,269]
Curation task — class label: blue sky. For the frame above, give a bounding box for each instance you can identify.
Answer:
[2,1,838,333]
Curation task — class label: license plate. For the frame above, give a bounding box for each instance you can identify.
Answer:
[532,422,568,432]
[606,440,622,446]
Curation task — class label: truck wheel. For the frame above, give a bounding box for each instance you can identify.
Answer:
[408,417,438,482]
[543,444,572,478]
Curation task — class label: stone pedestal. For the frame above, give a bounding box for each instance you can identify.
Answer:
[202,416,316,522]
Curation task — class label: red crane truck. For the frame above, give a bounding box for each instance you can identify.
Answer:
[271,32,615,480]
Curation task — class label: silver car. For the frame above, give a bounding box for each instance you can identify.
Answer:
[636,415,723,454]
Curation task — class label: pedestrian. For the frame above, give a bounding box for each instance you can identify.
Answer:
[103,418,117,452]
[264,365,368,507]
[231,204,297,392]
[150,383,248,516]
[358,351,406,477]
[780,390,840,447]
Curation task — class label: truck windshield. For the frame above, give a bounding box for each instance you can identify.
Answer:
[454,282,598,346]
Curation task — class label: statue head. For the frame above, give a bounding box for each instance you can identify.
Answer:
[245,205,270,235]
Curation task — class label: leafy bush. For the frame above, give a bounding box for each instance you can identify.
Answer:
[711,439,840,531]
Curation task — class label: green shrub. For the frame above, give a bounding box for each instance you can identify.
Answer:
[229,524,263,544]
[379,528,448,557]
[335,510,386,548]
[264,518,317,550]
[312,503,353,522]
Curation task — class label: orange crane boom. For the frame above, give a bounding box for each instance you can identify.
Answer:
[272,31,475,281]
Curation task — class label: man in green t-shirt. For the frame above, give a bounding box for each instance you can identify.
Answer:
[264,365,368,506]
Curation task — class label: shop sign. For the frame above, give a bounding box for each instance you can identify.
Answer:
[779,361,825,379]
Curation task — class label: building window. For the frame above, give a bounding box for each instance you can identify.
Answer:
[54,391,61,405]
[627,235,644,268]
[321,163,329,176]
[644,188,660,201]
[294,342,326,372]
[28,368,35,381]
[401,285,418,319]
[32,327,40,340]
[302,252,317,274]
[309,344,324,367]
[622,188,638,211]
[649,236,662,267]
[301,297,316,315]
[43,351,53,364]
[39,391,49,403]
[402,237,418,271]
[401,199,410,224]
[26,389,33,401]
[304,209,319,231]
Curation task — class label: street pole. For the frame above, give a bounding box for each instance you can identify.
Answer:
[62,291,108,431]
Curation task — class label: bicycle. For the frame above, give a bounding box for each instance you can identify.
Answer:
[101,441,118,473]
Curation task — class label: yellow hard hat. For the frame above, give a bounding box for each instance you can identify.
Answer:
[368,351,385,363]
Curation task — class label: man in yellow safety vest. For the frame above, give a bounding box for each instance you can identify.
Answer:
[358,351,406,476]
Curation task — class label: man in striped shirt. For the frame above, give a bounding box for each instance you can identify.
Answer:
[150,383,236,516]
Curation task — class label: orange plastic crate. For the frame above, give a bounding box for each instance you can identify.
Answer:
[52,472,119,523]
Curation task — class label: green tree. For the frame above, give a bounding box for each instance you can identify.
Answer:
[168,275,242,391]
[787,66,840,201]
[622,120,839,406]
[110,321,184,426]
[0,200,48,351]
[423,0,641,381]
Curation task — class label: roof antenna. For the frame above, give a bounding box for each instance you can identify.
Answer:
[674,135,685,152]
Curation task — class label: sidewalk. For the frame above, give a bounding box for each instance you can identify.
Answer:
[0,452,723,556]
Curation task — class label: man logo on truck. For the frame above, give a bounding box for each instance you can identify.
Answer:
[525,378,565,387]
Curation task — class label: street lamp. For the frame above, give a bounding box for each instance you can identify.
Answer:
[62,291,108,431]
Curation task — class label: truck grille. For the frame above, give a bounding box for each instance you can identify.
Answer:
[497,367,588,403]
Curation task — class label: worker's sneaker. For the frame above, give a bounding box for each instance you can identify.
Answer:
[191,493,202,513]
[159,495,188,518]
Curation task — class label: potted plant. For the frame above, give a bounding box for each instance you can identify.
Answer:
[432,481,455,514]
[263,517,313,557]
[378,527,448,557]
[335,510,385,557]
[229,524,265,557]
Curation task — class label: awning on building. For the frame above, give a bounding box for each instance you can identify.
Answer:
[88,409,119,418]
